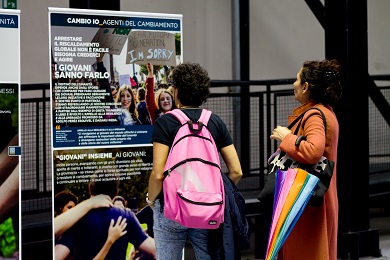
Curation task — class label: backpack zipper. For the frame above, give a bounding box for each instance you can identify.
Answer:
[173,134,213,149]
[163,169,172,179]
[170,158,221,172]
[163,158,220,180]
[178,192,223,206]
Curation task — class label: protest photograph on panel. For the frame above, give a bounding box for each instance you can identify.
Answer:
[49,9,183,259]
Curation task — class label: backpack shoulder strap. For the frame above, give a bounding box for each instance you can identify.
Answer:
[167,109,190,125]
[198,109,212,126]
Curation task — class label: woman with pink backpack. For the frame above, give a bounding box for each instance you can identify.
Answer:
[147,62,243,259]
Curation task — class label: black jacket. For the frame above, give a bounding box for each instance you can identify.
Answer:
[210,174,250,260]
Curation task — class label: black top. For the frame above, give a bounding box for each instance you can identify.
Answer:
[152,108,233,150]
[136,101,151,125]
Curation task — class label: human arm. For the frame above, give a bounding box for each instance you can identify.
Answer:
[145,63,158,124]
[220,144,243,185]
[147,142,169,204]
[95,52,114,103]
[137,237,156,259]
[0,165,19,224]
[278,112,326,164]
[127,246,136,260]
[92,216,128,260]
[54,194,113,238]
[55,244,71,260]
[0,134,18,185]
[125,209,155,258]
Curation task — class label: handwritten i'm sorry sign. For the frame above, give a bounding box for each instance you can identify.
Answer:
[126,30,176,66]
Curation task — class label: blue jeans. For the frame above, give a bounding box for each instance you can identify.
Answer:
[153,199,213,260]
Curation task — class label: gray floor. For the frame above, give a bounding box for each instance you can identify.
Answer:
[368,215,390,260]
[184,212,390,260]
[240,214,390,260]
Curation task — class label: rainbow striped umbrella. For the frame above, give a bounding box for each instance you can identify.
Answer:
[265,168,320,260]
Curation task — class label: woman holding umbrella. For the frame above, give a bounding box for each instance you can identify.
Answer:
[270,59,342,260]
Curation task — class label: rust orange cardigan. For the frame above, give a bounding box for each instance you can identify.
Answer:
[278,101,339,260]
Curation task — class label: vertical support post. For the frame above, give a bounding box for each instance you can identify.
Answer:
[239,0,250,175]
[231,0,242,157]
[325,0,381,257]
[42,87,47,192]
[35,102,40,191]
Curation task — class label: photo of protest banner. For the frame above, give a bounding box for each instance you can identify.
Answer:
[50,8,182,260]
[0,9,20,260]
[91,27,130,55]
[126,30,177,66]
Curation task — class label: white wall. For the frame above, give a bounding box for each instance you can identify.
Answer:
[368,0,390,75]
[120,0,232,80]
[250,0,325,80]
[18,0,68,84]
[5,0,390,84]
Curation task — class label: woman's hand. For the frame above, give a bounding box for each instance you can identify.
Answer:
[107,216,128,244]
[91,216,128,260]
[270,126,292,142]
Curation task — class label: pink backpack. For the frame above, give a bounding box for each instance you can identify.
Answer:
[162,109,225,229]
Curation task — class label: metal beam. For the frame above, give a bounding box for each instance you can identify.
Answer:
[69,0,120,11]
[305,0,325,28]
[368,78,390,126]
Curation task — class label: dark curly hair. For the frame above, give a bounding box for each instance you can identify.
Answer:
[170,63,210,107]
[300,59,342,107]
[54,190,78,216]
